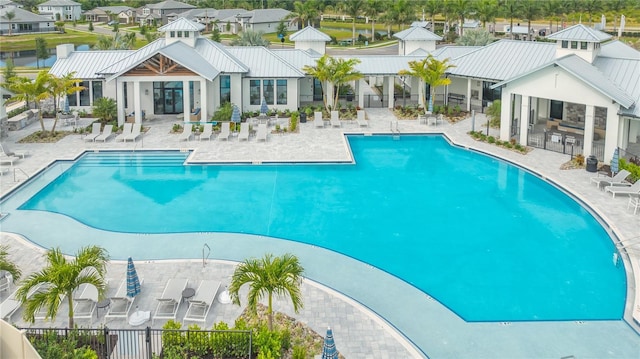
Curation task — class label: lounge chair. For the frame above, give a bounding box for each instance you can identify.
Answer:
[218,122,231,141]
[330,111,341,128]
[238,123,250,141]
[314,112,324,128]
[84,123,102,142]
[356,110,368,127]
[0,271,11,292]
[125,123,142,142]
[104,278,144,321]
[0,154,20,166]
[95,125,113,142]
[200,123,213,141]
[73,283,99,325]
[34,284,66,321]
[179,123,193,141]
[0,283,44,321]
[152,278,188,325]
[115,123,133,142]
[0,143,29,158]
[605,180,640,198]
[183,280,221,323]
[256,123,268,142]
[590,170,631,189]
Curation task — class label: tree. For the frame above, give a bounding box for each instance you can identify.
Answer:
[47,72,84,133]
[423,0,441,33]
[17,246,109,328]
[211,26,221,42]
[228,253,304,331]
[276,20,287,39]
[94,32,136,50]
[230,29,270,46]
[329,57,362,109]
[399,55,455,113]
[55,21,65,33]
[3,10,15,36]
[2,57,16,82]
[392,0,415,30]
[541,0,565,34]
[92,97,117,122]
[288,0,320,29]
[0,245,21,285]
[1,71,52,131]
[455,29,495,45]
[35,37,48,69]
[475,0,499,31]
[607,0,628,32]
[88,21,94,32]
[582,0,603,25]
[450,0,473,36]
[341,0,364,46]
[519,0,541,40]
[502,0,522,40]
[363,0,383,43]
[303,54,332,111]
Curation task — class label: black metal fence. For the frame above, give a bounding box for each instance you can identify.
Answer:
[20,327,252,359]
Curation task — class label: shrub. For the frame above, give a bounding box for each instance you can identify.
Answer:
[172,123,183,132]
[487,136,496,143]
[289,112,299,132]
[486,100,501,128]
[619,158,640,182]
[574,154,585,166]
[212,102,233,122]
[7,106,28,118]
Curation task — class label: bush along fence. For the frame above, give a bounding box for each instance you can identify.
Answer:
[19,327,252,359]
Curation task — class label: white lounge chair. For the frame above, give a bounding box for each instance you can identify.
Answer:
[200,123,213,141]
[84,123,102,142]
[314,112,324,128]
[0,143,29,158]
[179,123,193,141]
[0,154,20,166]
[34,284,66,321]
[125,123,142,142]
[104,278,144,321]
[590,169,630,189]
[73,283,99,325]
[0,271,11,292]
[152,278,188,325]
[115,123,133,142]
[95,125,113,142]
[330,111,341,128]
[183,280,221,323]
[356,110,368,127]
[238,123,250,141]
[218,122,231,141]
[0,283,43,321]
[605,180,640,198]
[256,123,268,142]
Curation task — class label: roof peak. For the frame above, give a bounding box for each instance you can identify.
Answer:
[394,26,442,41]
[546,23,612,42]
[158,17,205,32]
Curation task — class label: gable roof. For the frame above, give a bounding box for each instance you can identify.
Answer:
[158,17,205,32]
[0,7,51,22]
[38,0,79,6]
[236,8,290,24]
[599,40,640,59]
[227,47,304,77]
[594,56,640,117]
[430,46,481,61]
[289,26,331,42]
[96,6,132,14]
[270,49,319,69]
[546,23,611,42]
[146,0,195,10]
[50,50,133,79]
[394,26,442,41]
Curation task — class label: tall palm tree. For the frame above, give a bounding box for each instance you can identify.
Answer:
[228,253,304,331]
[289,0,320,29]
[363,0,383,43]
[606,0,628,32]
[450,0,473,36]
[423,0,441,33]
[399,55,455,113]
[17,246,109,328]
[341,0,365,45]
[303,54,333,111]
[475,0,499,31]
[582,0,603,25]
[541,0,565,34]
[519,0,541,40]
[501,0,522,39]
[393,0,415,30]
[47,72,84,133]
[329,57,363,108]
[2,71,52,132]
[0,245,21,284]
[3,10,15,36]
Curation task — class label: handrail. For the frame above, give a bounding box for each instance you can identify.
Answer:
[13,167,29,182]
[202,243,210,268]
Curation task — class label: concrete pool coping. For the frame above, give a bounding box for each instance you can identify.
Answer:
[1,109,639,358]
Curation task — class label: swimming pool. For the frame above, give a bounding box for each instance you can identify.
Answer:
[4,135,626,322]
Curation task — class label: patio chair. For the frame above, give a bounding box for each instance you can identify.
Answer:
[125,123,142,142]
[605,180,640,198]
[1,283,44,321]
[104,278,144,321]
[314,112,324,128]
[357,110,368,127]
[115,123,133,142]
[200,123,213,141]
[218,122,231,141]
[183,280,221,323]
[95,125,114,142]
[84,123,102,142]
[179,123,193,141]
[238,123,250,141]
[152,278,188,325]
[256,123,268,142]
[34,284,66,321]
[330,111,341,128]
[0,271,11,292]
[0,153,20,167]
[73,283,99,325]
[0,143,29,158]
[590,169,630,189]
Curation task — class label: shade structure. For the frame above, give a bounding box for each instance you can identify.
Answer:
[260,97,269,116]
[611,147,619,175]
[126,257,141,298]
[231,105,241,124]
[321,326,338,359]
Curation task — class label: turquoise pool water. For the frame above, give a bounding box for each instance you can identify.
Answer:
[14,135,626,322]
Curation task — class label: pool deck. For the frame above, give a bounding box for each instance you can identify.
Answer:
[1,109,639,358]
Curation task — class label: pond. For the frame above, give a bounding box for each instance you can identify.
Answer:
[0,44,90,68]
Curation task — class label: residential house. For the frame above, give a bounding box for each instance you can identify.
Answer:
[0,7,56,35]
[0,0,21,9]
[37,0,82,21]
[84,6,133,24]
[137,0,195,25]
[224,8,295,34]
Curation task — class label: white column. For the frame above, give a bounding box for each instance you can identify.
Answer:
[603,104,620,162]
[583,105,595,158]
[200,79,207,123]
[466,78,472,112]
[417,78,425,109]
[116,80,125,126]
[387,76,394,109]
[183,80,190,121]
[325,81,334,109]
[499,91,512,140]
[133,81,142,123]
[356,79,364,109]
[519,95,529,145]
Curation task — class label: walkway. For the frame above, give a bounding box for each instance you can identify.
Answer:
[0,110,639,358]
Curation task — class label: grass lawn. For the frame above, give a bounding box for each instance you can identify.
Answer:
[0,29,100,52]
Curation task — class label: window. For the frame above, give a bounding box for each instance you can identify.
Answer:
[276,79,287,105]
[570,41,577,49]
[550,100,563,119]
[92,81,103,102]
[219,75,231,104]
[67,93,77,106]
[580,42,588,50]
[184,31,189,38]
[143,8,149,15]
[313,78,323,101]
[263,80,274,105]
[561,40,568,48]
[482,81,501,102]
[177,31,182,38]
[250,80,260,105]
[79,81,90,106]
[170,31,175,37]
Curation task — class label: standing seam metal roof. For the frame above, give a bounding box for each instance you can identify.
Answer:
[393,26,442,41]
[158,17,205,32]
[49,51,133,79]
[289,26,331,42]
[545,23,611,42]
[227,47,304,77]
[594,57,640,117]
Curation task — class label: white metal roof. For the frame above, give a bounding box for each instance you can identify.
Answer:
[147,0,194,10]
[394,26,442,41]
[270,49,319,69]
[238,8,290,24]
[158,41,219,80]
[194,39,248,73]
[599,40,640,59]
[227,47,304,77]
[99,39,167,75]
[49,51,133,79]
[289,26,331,42]
[158,17,205,32]
[431,46,481,61]
[38,0,79,6]
[447,40,556,81]
[594,57,640,117]
[546,23,611,42]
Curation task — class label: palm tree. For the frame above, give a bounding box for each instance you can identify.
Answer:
[392,0,415,31]
[228,253,304,331]
[399,55,455,113]
[17,246,109,328]
[363,0,383,43]
[455,29,495,45]
[541,0,565,34]
[230,29,270,46]
[475,0,499,31]
[303,54,333,111]
[423,0,441,33]
[329,57,363,108]
[2,71,52,132]
[519,0,541,40]
[289,0,320,29]
[3,10,15,36]
[47,72,84,133]
[341,0,365,45]
[450,0,473,36]
[501,0,522,40]
[0,245,21,284]
[606,0,628,32]
[582,0,603,25]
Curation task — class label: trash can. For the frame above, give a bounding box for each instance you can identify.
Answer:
[299,112,306,123]
[586,155,598,172]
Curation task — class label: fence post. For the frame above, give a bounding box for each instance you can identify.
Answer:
[146,326,152,359]
[103,327,110,359]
